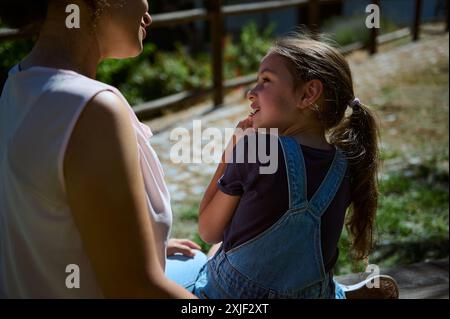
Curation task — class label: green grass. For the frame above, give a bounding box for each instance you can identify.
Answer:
[335,166,449,275]
[192,232,213,254]
[377,174,448,244]
[173,205,212,253]
[179,205,199,222]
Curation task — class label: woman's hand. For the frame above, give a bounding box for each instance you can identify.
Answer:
[167,238,201,257]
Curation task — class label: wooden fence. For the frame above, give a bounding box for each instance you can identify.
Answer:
[0,0,448,119]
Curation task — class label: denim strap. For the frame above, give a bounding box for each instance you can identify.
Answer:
[279,136,307,209]
[308,148,348,218]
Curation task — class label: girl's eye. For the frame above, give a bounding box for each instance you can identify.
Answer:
[261,77,270,83]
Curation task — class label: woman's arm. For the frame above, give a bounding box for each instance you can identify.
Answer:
[198,118,253,244]
[64,91,195,298]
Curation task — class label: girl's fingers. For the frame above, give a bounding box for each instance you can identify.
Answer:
[237,117,251,129]
[236,117,254,133]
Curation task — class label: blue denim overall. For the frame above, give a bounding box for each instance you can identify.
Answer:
[193,136,348,298]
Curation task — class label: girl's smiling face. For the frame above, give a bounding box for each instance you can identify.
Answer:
[247,53,303,133]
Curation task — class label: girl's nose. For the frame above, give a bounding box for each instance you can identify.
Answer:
[143,12,152,28]
[247,88,256,101]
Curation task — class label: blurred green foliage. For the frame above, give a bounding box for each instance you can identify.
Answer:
[0,38,34,75]
[0,21,274,105]
[224,22,275,78]
[98,21,274,105]
[323,15,398,47]
[335,162,449,275]
[1,17,401,105]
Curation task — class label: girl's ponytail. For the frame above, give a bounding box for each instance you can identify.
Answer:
[330,98,380,260]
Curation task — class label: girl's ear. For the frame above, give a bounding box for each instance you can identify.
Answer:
[296,79,323,110]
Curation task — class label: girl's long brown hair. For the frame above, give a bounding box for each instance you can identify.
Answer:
[269,33,380,261]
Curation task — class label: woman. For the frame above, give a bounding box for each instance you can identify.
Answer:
[0,0,204,298]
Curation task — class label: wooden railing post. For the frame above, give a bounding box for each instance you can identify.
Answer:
[412,0,423,41]
[308,0,320,36]
[208,0,224,108]
[369,0,380,55]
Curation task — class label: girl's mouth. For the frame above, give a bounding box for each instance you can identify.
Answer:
[249,103,260,117]
[249,109,260,117]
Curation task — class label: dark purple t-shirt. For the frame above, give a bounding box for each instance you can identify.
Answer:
[218,134,351,272]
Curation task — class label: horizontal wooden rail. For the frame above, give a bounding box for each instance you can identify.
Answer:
[0,27,35,41]
[0,9,209,41]
[377,27,411,43]
[223,0,308,16]
[0,0,342,41]
[339,41,365,55]
[134,73,258,119]
[223,0,346,16]
[134,89,213,119]
[150,8,208,28]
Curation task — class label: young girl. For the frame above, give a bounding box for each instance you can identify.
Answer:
[194,35,383,299]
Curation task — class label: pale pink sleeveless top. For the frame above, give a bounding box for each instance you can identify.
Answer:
[0,65,172,298]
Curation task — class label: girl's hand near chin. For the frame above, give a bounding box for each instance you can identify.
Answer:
[222,116,255,163]
[232,116,255,145]
[237,115,254,132]
[237,116,254,131]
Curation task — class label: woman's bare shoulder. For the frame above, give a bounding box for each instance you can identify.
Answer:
[63,90,137,182]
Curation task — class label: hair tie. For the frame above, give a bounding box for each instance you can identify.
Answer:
[349,97,361,110]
